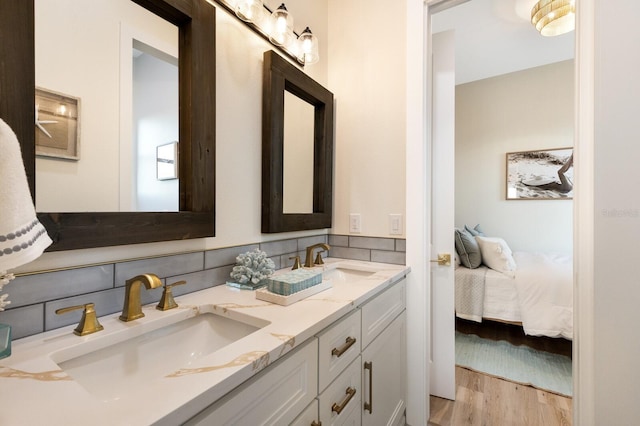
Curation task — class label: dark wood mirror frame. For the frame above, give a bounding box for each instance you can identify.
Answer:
[262,50,334,233]
[0,0,215,251]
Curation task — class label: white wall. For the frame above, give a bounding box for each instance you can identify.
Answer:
[593,1,640,422]
[23,0,330,272]
[327,0,407,238]
[455,60,574,254]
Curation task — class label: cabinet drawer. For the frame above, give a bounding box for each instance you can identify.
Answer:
[291,399,319,426]
[318,356,362,426]
[317,309,361,392]
[361,279,406,349]
[185,339,318,426]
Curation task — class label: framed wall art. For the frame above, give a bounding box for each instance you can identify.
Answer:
[35,87,80,160]
[156,141,178,180]
[506,147,573,200]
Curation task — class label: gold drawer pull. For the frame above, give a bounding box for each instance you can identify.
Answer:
[310,421,322,426]
[331,386,356,415]
[364,361,373,413]
[331,336,356,358]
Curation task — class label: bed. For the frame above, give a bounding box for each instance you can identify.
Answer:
[454,228,573,339]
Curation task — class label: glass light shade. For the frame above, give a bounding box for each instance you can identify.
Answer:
[531,0,575,37]
[269,3,294,47]
[235,0,263,23]
[297,27,319,65]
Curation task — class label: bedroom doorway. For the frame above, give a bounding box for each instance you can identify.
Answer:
[428,0,575,419]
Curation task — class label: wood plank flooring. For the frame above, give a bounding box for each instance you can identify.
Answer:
[428,319,573,426]
[428,367,572,426]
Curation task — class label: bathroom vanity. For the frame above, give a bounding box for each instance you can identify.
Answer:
[0,259,409,425]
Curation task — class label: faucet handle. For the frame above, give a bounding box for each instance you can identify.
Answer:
[156,280,187,311]
[314,250,326,266]
[55,302,104,336]
[289,255,302,270]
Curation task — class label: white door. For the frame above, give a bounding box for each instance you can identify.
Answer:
[429,29,456,401]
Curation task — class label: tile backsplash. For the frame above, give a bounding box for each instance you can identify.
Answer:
[0,234,405,340]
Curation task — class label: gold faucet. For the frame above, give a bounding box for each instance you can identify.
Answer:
[304,243,331,268]
[119,273,163,322]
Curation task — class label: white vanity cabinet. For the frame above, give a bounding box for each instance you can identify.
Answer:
[360,281,407,426]
[361,312,407,426]
[185,277,406,426]
[185,339,318,426]
[315,279,407,426]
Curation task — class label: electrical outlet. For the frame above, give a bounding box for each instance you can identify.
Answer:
[349,213,361,233]
[389,214,403,235]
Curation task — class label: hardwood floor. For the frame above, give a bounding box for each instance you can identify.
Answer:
[428,367,572,426]
[427,319,573,425]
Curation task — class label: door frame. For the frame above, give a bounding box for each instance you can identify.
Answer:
[404,0,596,424]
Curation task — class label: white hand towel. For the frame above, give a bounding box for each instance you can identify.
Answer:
[0,119,52,272]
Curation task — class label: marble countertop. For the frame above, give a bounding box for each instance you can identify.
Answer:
[0,258,409,425]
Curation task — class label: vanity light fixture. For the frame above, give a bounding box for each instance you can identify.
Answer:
[297,27,319,65]
[209,0,319,66]
[269,3,294,47]
[235,0,264,23]
[531,0,575,37]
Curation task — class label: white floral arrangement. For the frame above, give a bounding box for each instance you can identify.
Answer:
[230,248,276,286]
[0,272,15,312]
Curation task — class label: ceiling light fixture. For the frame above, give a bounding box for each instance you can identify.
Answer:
[531,0,575,37]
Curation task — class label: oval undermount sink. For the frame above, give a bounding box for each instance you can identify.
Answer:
[322,267,375,284]
[50,312,265,401]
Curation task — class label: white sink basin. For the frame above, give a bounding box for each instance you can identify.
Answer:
[50,312,264,401]
[323,267,375,284]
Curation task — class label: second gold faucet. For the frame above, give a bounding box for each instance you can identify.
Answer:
[304,243,331,268]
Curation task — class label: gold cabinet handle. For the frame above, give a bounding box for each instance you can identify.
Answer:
[310,421,322,426]
[429,253,451,266]
[55,302,104,336]
[364,361,373,413]
[156,280,187,311]
[331,387,356,415]
[331,336,356,358]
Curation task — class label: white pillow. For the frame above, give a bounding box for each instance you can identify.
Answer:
[474,236,517,276]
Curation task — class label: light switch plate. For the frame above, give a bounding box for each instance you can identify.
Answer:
[389,214,403,235]
[349,213,361,233]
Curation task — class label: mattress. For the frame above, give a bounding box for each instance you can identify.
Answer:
[455,265,521,323]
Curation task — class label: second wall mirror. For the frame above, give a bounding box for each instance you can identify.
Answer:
[262,50,334,233]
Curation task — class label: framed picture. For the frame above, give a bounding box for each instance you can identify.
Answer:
[157,141,178,180]
[506,147,574,200]
[35,87,80,160]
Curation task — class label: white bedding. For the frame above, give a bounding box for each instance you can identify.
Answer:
[512,251,573,339]
[455,251,573,339]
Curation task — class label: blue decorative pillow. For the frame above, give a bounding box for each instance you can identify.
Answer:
[464,224,485,237]
[454,228,482,268]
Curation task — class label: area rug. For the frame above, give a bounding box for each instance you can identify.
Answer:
[455,331,572,397]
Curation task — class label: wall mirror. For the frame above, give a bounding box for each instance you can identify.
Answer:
[262,50,334,233]
[0,0,215,251]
